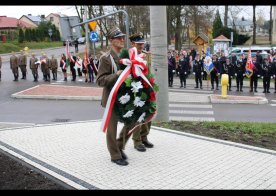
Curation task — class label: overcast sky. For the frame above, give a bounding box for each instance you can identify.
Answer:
[0,5,272,20]
[0,6,78,18]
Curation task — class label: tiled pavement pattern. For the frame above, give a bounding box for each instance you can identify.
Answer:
[0,120,275,190]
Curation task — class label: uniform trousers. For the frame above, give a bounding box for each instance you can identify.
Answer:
[107,110,140,160]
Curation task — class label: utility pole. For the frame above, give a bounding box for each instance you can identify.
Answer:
[84,6,91,55]
[272,6,276,45]
[150,6,169,122]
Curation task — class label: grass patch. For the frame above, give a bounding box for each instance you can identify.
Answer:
[152,121,276,151]
[0,41,63,54]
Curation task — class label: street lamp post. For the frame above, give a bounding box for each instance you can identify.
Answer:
[48,28,53,41]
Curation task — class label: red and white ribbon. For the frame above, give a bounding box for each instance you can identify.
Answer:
[101,47,156,133]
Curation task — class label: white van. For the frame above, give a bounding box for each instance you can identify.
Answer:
[230,46,271,55]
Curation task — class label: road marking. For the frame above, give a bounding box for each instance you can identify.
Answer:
[169,88,212,94]
[169,110,214,115]
[169,103,212,109]
[270,104,276,106]
[169,116,215,121]
[271,100,276,103]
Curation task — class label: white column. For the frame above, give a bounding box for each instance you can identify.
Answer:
[150,6,169,122]
[272,6,276,44]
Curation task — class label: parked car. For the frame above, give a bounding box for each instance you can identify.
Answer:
[77,37,86,44]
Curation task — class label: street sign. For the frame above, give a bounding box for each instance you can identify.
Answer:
[89,21,97,31]
[89,31,98,42]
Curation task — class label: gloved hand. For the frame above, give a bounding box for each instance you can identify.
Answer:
[230,76,232,79]
[235,73,237,76]
[172,70,175,73]
[217,73,220,75]
[257,75,260,77]
[243,74,245,77]
[193,72,195,75]
[261,76,263,79]
[201,72,204,75]
[271,76,273,79]
[185,72,187,74]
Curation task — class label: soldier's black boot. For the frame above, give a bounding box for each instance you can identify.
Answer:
[211,84,214,90]
[48,74,51,82]
[236,86,239,92]
[254,88,258,93]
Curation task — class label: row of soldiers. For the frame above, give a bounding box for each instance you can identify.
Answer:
[10,50,58,82]
[168,51,276,93]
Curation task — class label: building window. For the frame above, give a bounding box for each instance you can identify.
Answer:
[50,17,54,22]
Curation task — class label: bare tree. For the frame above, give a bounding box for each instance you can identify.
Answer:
[252,5,256,45]
[224,5,228,27]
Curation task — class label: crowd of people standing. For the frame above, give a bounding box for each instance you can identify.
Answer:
[0,51,99,83]
[168,48,276,93]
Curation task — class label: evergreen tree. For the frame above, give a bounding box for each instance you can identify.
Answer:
[25,29,31,42]
[18,28,24,43]
[212,10,223,38]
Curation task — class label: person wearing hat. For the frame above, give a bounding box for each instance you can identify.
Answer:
[50,54,58,81]
[211,54,220,90]
[40,52,46,81]
[42,53,51,82]
[168,51,176,87]
[250,56,261,93]
[29,53,39,82]
[192,54,204,89]
[18,50,27,79]
[97,26,139,166]
[222,58,235,91]
[128,32,154,152]
[261,57,273,93]
[10,51,19,81]
[179,50,190,88]
[234,54,246,92]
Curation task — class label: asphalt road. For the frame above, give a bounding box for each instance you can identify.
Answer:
[0,46,275,125]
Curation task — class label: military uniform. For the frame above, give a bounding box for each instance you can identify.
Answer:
[235,58,246,92]
[261,59,273,93]
[41,55,51,82]
[50,57,58,80]
[10,53,19,81]
[40,56,46,81]
[192,57,204,89]
[18,52,27,79]
[29,55,39,82]
[222,60,235,91]
[96,27,137,166]
[131,49,154,151]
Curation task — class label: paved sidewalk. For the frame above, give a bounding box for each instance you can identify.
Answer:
[11,84,269,104]
[11,84,102,101]
[0,120,275,190]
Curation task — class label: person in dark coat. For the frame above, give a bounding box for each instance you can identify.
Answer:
[179,51,190,88]
[168,51,175,87]
[235,54,246,92]
[261,58,273,93]
[211,54,220,90]
[192,54,204,89]
[222,58,235,91]
[250,56,262,93]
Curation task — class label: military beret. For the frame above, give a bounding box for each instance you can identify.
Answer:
[129,32,145,43]
[107,27,125,39]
